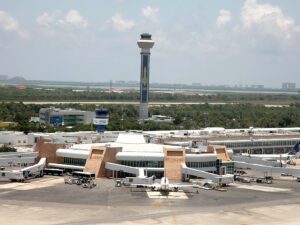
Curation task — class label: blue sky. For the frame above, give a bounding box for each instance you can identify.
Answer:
[0,0,300,87]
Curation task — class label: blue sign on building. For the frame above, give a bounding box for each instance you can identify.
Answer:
[50,116,63,126]
[94,109,109,133]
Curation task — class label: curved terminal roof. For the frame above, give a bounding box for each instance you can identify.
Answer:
[56,149,89,159]
[48,163,84,170]
[116,133,146,144]
[186,154,217,162]
[56,133,217,162]
[116,152,164,161]
[116,151,217,162]
[113,143,178,153]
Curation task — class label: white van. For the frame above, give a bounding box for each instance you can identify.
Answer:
[122,176,155,186]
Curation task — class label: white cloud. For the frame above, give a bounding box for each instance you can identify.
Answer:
[153,1,300,56]
[36,12,56,27]
[142,6,159,22]
[0,11,29,38]
[0,11,18,31]
[36,10,88,29]
[59,10,88,28]
[216,10,231,28]
[111,14,135,32]
[241,0,296,40]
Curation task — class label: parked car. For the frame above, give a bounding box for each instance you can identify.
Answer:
[256,178,263,183]
[64,177,80,185]
[240,177,251,183]
[64,177,73,184]
[82,179,97,189]
[281,173,292,177]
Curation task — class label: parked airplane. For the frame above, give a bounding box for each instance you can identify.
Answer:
[125,176,212,195]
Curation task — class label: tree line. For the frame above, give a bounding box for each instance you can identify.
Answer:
[1,102,300,132]
[1,86,300,104]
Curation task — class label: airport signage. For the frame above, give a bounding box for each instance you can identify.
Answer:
[93,118,108,125]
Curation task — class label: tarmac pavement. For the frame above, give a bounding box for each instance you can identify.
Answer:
[1,176,300,225]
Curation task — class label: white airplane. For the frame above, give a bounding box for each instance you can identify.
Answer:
[241,153,289,160]
[128,176,212,195]
[150,177,177,194]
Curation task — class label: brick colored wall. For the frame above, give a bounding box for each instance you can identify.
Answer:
[101,147,121,177]
[84,146,121,178]
[208,145,230,161]
[34,138,65,164]
[163,147,185,181]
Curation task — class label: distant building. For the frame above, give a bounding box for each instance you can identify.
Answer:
[39,108,94,126]
[250,85,264,89]
[145,115,175,123]
[282,82,296,90]
[29,117,40,123]
[192,83,202,86]
[0,131,28,146]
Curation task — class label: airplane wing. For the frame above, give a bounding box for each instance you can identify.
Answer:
[128,183,158,189]
[170,183,213,190]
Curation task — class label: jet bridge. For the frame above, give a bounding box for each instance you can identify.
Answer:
[0,158,46,181]
[105,162,146,178]
[232,155,283,167]
[181,164,234,185]
[234,161,300,176]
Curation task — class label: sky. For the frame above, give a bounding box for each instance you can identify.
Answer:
[0,0,300,88]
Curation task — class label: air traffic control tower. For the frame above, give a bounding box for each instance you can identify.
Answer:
[137,33,154,120]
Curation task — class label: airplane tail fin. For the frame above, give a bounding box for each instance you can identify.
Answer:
[288,142,300,155]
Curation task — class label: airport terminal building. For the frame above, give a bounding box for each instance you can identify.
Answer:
[149,127,300,155]
[36,133,234,181]
[2,127,300,184]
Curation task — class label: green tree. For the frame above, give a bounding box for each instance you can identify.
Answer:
[0,145,17,152]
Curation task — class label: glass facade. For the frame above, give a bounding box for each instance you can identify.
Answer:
[121,160,164,168]
[64,157,86,166]
[117,171,164,179]
[186,161,216,168]
[210,139,300,149]
[63,115,84,126]
[216,160,234,174]
[118,160,164,178]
